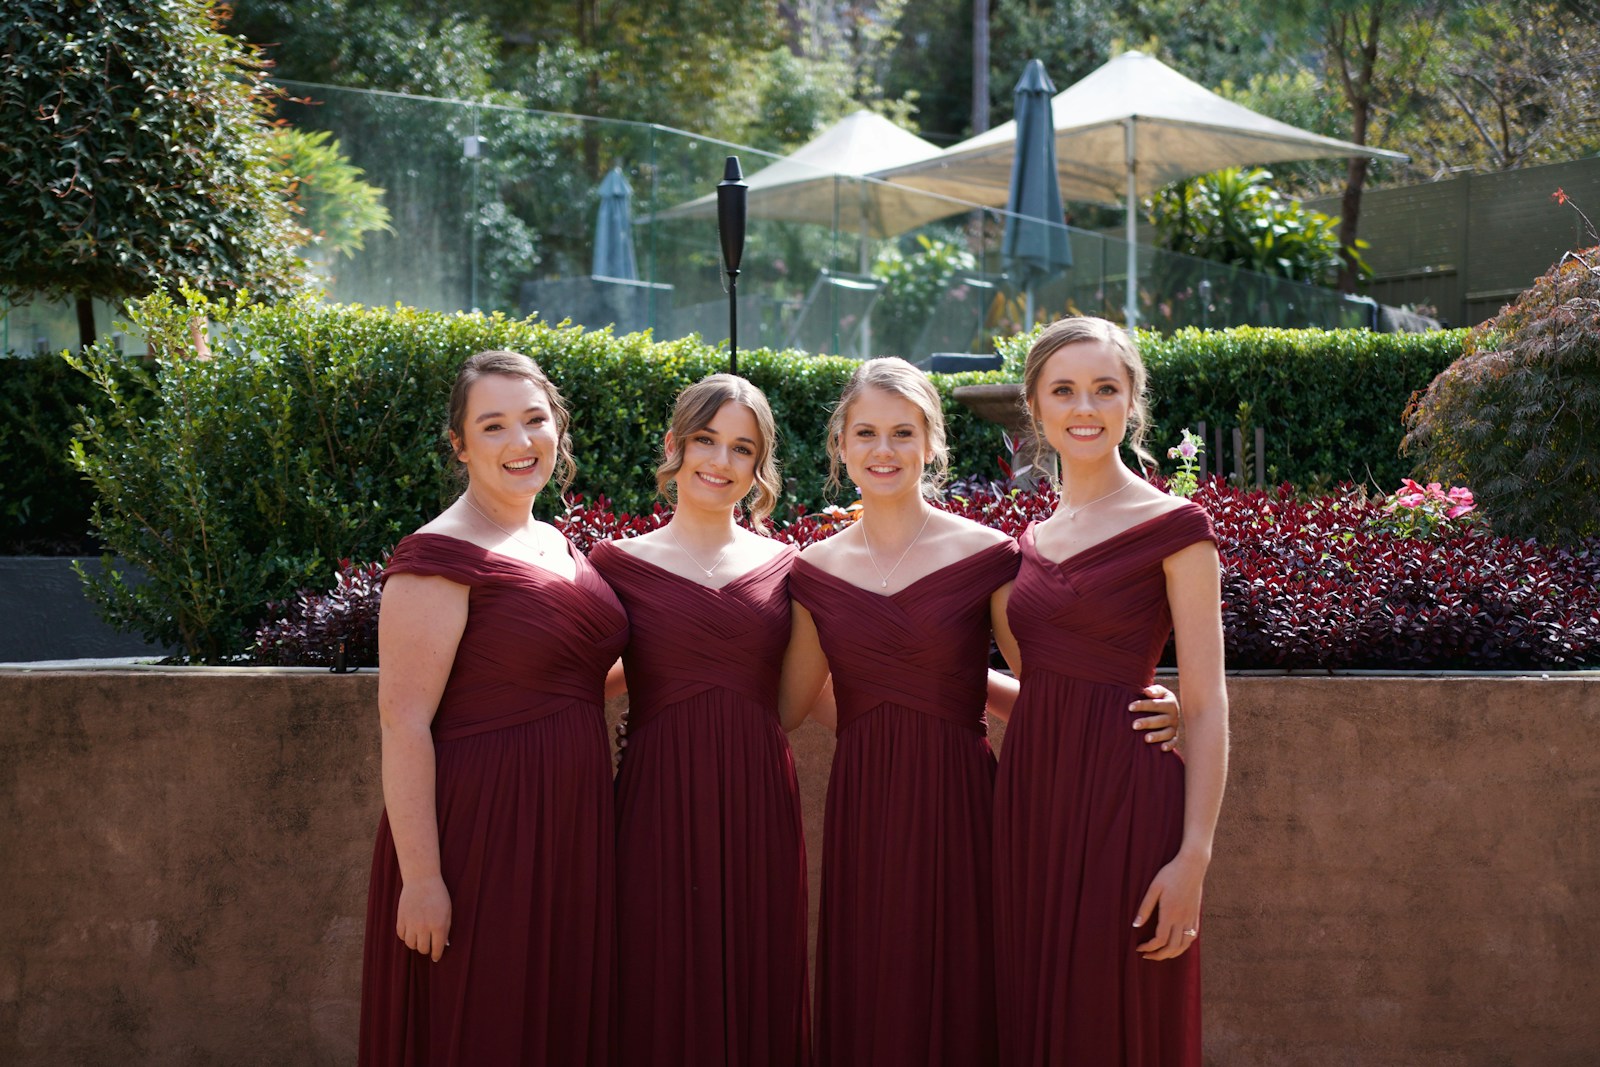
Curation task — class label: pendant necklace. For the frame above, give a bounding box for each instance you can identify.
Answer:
[1061,479,1135,522]
[462,491,547,556]
[862,506,935,589]
[668,523,730,579]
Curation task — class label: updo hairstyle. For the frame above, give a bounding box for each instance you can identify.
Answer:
[824,356,949,498]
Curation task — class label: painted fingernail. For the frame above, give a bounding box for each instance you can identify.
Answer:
[1132,916,1144,927]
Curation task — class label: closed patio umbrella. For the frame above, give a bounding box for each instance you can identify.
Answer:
[1002,60,1072,326]
[593,165,639,280]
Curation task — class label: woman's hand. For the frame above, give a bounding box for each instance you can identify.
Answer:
[1130,683,1180,750]
[1131,850,1208,960]
[396,875,453,962]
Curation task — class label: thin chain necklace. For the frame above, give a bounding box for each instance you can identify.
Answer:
[1060,478,1136,521]
[462,491,546,556]
[861,506,935,589]
[667,522,731,579]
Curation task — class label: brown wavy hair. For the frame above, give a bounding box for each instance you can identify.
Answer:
[444,349,576,495]
[656,374,783,530]
[1020,316,1156,471]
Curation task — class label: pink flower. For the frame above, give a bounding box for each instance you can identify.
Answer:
[1395,491,1426,508]
[1177,439,1198,460]
[1448,486,1475,506]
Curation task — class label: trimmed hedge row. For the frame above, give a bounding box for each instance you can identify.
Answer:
[997,325,1469,491]
[67,295,1007,659]
[62,296,1466,661]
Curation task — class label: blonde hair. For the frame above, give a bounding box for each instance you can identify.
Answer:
[445,349,576,495]
[656,374,783,530]
[825,357,949,498]
[1020,316,1157,471]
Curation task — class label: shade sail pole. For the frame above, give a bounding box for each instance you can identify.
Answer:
[1125,117,1138,329]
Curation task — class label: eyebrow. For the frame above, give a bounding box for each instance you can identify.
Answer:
[851,421,918,430]
[697,428,760,446]
[1048,376,1121,385]
[474,406,548,424]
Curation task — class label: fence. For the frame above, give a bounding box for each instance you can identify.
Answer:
[3,83,1375,356]
[1305,156,1600,327]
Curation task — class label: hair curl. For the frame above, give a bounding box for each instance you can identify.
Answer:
[444,349,576,496]
[656,374,783,530]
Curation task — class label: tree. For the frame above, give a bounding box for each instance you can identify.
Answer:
[270,128,392,264]
[1262,1,1452,292]
[1412,1,1600,174]
[0,0,307,348]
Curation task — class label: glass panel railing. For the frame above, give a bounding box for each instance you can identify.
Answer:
[4,82,1377,355]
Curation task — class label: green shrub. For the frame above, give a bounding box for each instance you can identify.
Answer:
[997,325,1467,489]
[1146,167,1364,287]
[1402,249,1600,545]
[870,234,977,358]
[0,350,148,552]
[66,294,1005,660]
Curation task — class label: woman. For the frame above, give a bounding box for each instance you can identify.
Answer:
[588,374,810,1066]
[782,358,1181,1066]
[992,317,1229,1066]
[358,350,629,1066]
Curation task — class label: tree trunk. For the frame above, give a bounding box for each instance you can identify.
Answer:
[75,295,96,351]
[971,0,990,133]
[1337,155,1370,293]
[1333,4,1384,294]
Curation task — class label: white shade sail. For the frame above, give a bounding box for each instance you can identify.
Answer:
[877,51,1407,326]
[656,109,969,239]
[880,51,1406,208]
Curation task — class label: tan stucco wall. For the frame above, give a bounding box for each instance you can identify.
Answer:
[1,670,1596,1065]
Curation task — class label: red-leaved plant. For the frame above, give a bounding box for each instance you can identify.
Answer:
[253,481,1600,670]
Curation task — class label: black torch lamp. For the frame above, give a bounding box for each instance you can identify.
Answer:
[716,156,748,375]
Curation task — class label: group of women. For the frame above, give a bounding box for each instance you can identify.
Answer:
[357,315,1229,1066]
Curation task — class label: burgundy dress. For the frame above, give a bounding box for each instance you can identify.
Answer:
[588,541,810,1067]
[994,505,1214,1067]
[359,533,629,1067]
[791,539,1021,1067]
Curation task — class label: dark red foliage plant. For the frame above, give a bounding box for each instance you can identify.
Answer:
[252,557,387,668]
[253,482,1600,670]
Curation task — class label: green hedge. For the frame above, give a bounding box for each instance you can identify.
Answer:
[63,297,1463,661]
[0,350,144,552]
[67,295,1007,659]
[997,325,1468,490]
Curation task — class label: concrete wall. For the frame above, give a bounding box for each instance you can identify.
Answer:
[1,670,1596,1065]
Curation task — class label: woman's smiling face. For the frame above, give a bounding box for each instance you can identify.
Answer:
[840,386,933,498]
[1029,340,1134,460]
[671,400,761,511]
[451,373,560,499]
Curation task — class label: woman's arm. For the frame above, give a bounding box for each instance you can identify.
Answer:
[603,658,628,701]
[377,572,469,963]
[990,580,1177,743]
[777,601,833,733]
[1134,541,1229,960]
